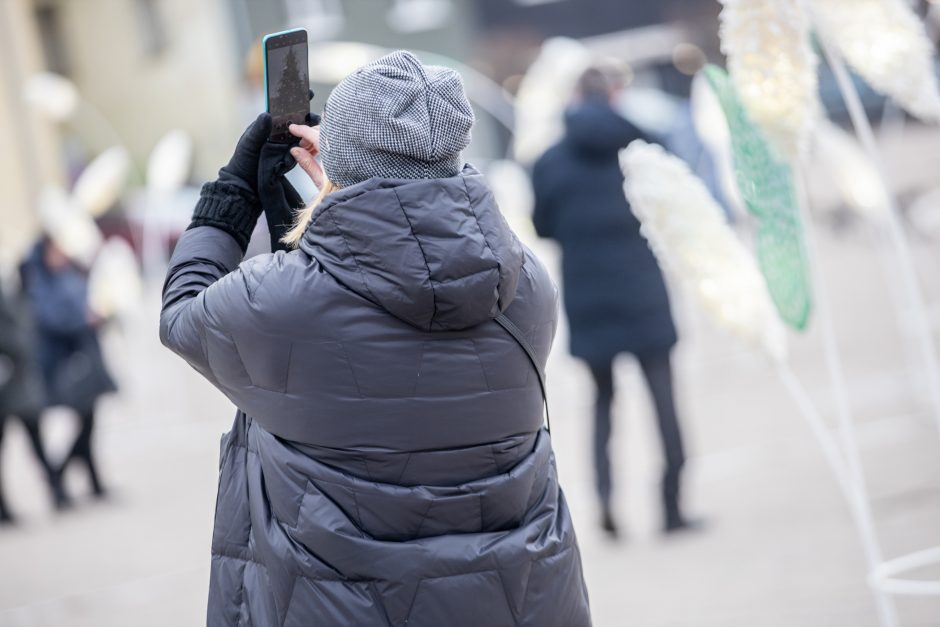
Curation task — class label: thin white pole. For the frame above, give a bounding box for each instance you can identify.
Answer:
[871,545,940,596]
[794,172,899,627]
[818,36,940,440]
[776,364,850,495]
[867,99,920,388]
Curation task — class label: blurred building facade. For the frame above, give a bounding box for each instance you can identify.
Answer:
[30,0,245,175]
[0,0,62,270]
[0,0,722,272]
[0,0,244,271]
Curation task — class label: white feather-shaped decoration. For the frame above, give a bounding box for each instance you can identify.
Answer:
[811,0,940,122]
[718,0,821,161]
[512,37,591,165]
[38,186,103,269]
[88,237,141,319]
[485,159,535,239]
[147,130,193,193]
[621,140,787,361]
[73,146,130,217]
[23,72,79,122]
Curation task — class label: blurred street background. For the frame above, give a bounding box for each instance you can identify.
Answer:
[2,0,940,625]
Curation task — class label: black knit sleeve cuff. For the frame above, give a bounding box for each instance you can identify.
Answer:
[188,181,261,252]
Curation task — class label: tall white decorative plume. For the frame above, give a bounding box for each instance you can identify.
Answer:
[621,140,787,361]
[38,186,103,269]
[73,146,131,217]
[810,0,940,123]
[89,237,142,319]
[718,0,821,161]
[512,37,591,165]
[147,129,193,193]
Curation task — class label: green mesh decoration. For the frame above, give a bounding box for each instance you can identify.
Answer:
[703,64,812,331]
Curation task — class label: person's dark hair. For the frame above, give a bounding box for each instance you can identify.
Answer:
[577,67,613,102]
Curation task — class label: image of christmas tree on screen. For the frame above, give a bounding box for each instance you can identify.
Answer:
[269,44,308,116]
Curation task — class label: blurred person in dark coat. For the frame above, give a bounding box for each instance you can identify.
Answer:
[532,67,695,536]
[20,237,116,500]
[0,277,68,523]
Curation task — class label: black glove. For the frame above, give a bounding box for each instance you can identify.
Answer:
[218,112,273,196]
[259,143,304,252]
[189,114,273,251]
[259,110,321,252]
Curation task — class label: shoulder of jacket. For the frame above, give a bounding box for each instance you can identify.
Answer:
[225,249,298,306]
[520,247,558,302]
[238,252,279,298]
[234,248,324,311]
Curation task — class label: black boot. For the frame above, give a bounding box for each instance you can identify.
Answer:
[663,499,705,534]
[662,472,705,534]
[600,502,620,539]
[49,466,72,510]
[664,513,705,534]
[0,466,15,525]
[0,493,15,526]
[86,456,107,499]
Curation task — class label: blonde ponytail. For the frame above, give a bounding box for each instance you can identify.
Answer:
[281,180,339,248]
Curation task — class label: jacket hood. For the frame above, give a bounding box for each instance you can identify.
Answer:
[563,101,638,156]
[300,165,523,331]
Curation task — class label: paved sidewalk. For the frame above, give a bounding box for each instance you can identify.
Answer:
[1,230,939,626]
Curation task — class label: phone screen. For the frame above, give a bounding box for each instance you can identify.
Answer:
[265,29,309,143]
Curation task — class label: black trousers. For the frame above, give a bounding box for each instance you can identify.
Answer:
[0,413,56,519]
[589,350,686,521]
[62,410,103,495]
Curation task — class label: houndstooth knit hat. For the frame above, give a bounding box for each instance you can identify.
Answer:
[319,50,474,188]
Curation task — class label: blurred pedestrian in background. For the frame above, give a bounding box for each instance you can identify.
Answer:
[0,277,67,524]
[532,66,694,537]
[161,50,590,626]
[20,237,116,501]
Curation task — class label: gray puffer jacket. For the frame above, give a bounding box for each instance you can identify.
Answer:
[160,165,591,627]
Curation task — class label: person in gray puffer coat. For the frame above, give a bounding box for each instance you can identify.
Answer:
[161,50,591,627]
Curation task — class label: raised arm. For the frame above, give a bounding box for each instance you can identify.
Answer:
[160,114,280,381]
[159,226,248,384]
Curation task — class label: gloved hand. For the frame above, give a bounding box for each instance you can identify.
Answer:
[259,106,321,253]
[190,91,320,253]
[189,113,273,251]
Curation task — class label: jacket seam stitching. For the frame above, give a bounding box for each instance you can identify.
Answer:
[461,177,503,287]
[338,341,365,399]
[392,186,437,329]
[518,545,575,618]
[413,498,436,540]
[367,581,395,627]
[493,566,522,626]
[395,452,413,485]
[429,266,496,285]
[320,205,382,309]
[470,338,493,392]
[411,342,427,397]
[488,441,501,477]
[243,254,280,304]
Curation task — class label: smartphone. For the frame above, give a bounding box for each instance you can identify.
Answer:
[263,28,309,143]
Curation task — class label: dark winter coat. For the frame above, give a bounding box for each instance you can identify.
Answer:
[161,165,591,627]
[0,283,46,420]
[20,243,115,414]
[532,101,677,364]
